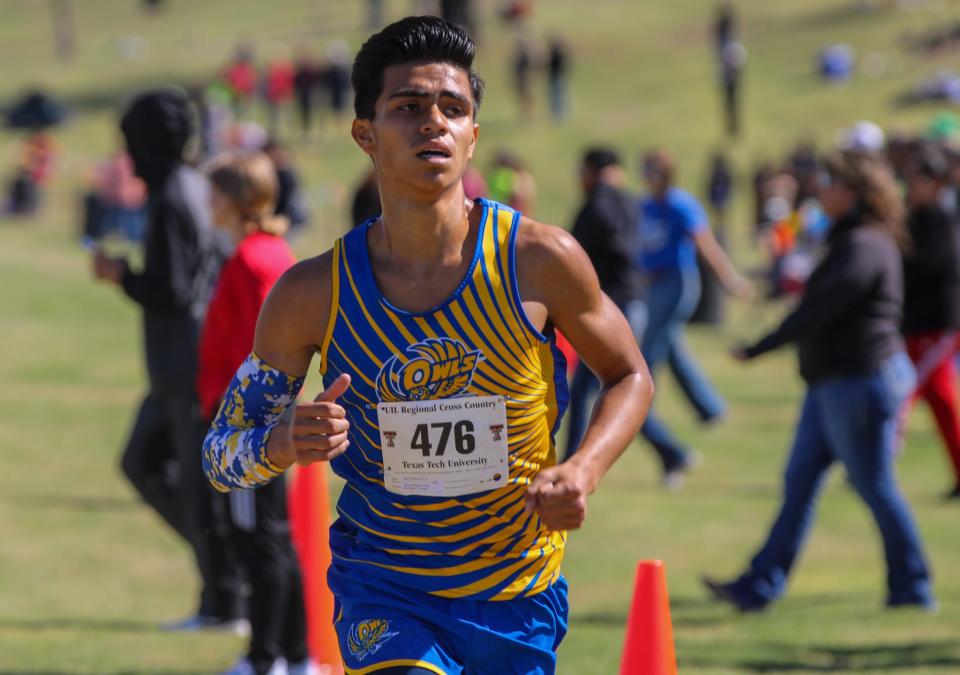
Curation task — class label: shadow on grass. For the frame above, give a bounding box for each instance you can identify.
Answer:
[572,596,735,629]
[793,0,897,29]
[680,590,900,616]
[573,611,731,631]
[684,640,960,672]
[8,492,139,513]
[0,616,158,633]
[673,480,781,500]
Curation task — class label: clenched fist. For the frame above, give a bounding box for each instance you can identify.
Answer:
[523,461,595,531]
[267,373,352,469]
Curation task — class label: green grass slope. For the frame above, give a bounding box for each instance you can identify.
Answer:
[1,1,958,672]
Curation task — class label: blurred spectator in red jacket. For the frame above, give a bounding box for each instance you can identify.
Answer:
[198,152,295,418]
[197,151,310,675]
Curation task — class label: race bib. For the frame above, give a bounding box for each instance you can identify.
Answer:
[377,395,509,497]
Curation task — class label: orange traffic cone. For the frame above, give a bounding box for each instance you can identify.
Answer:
[619,560,678,675]
[288,463,343,674]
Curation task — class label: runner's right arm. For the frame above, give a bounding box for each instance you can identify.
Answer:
[202,252,351,492]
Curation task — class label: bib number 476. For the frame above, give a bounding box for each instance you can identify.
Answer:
[411,421,476,456]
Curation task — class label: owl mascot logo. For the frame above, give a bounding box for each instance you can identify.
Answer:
[377,337,483,402]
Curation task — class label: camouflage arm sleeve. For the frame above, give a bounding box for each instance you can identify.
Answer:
[202,353,305,492]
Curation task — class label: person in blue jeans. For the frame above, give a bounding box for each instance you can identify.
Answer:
[565,148,647,460]
[637,150,752,486]
[703,151,935,612]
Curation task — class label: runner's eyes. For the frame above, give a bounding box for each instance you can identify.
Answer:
[395,102,466,117]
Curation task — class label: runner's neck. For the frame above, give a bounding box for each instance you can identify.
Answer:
[373,190,476,270]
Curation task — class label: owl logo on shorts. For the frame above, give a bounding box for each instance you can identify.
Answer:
[347,618,399,662]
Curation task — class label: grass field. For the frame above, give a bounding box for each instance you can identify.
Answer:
[1,1,960,673]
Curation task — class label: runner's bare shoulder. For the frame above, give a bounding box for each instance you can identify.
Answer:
[254,249,335,375]
[513,215,598,312]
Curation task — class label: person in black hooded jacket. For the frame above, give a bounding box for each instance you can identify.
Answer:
[92,89,244,630]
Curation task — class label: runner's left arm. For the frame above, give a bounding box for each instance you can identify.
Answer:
[202,253,350,492]
[517,218,654,529]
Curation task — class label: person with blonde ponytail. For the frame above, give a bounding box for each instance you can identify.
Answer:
[197,151,313,675]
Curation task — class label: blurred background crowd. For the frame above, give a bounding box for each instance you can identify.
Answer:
[4,0,960,673]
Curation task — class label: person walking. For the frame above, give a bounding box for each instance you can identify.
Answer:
[91,89,244,631]
[565,148,644,458]
[704,151,935,612]
[636,149,751,486]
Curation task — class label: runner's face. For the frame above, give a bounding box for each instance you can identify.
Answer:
[352,62,479,196]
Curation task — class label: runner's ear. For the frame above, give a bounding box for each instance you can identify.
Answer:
[466,122,479,160]
[352,119,375,156]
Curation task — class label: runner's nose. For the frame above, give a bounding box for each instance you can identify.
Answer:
[420,103,448,136]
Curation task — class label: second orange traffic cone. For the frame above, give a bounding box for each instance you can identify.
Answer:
[619,560,678,675]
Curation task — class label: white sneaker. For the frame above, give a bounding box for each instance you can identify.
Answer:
[220,657,288,675]
[286,659,323,675]
[660,450,702,491]
[221,618,252,637]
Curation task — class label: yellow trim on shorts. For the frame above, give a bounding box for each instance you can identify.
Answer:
[346,659,447,675]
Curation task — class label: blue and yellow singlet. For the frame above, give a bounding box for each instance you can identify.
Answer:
[321,198,569,601]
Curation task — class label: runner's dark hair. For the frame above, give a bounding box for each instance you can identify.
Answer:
[352,15,485,120]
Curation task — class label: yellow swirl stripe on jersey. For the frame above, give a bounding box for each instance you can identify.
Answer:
[323,199,569,600]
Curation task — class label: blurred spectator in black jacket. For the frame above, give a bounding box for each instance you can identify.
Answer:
[91,89,244,632]
[565,148,644,458]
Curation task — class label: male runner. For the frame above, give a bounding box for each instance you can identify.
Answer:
[204,16,653,675]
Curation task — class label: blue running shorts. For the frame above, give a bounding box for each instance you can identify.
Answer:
[329,563,569,675]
